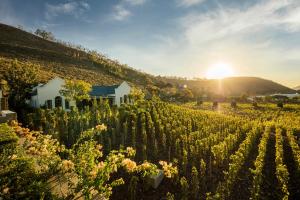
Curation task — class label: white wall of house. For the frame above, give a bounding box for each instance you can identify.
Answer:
[30,77,75,110]
[115,82,131,106]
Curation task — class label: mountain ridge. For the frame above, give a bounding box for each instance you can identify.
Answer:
[0,23,296,97]
[294,85,300,91]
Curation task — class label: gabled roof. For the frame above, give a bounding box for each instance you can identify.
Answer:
[31,77,64,96]
[90,85,119,96]
[32,77,64,90]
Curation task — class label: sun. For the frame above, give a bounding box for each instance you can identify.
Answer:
[205,62,235,79]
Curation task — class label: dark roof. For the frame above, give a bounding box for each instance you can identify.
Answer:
[90,85,119,96]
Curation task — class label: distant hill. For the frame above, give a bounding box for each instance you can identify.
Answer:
[294,85,300,91]
[0,23,296,97]
[162,77,296,96]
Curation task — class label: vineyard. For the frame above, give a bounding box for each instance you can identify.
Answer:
[1,10,300,200]
[9,99,297,199]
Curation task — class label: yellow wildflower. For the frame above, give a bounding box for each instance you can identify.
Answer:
[159,160,178,178]
[122,158,137,172]
[60,160,75,172]
[97,161,105,170]
[10,154,17,160]
[89,168,98,179]
[126,147,136,157]
[140,161,151,170]
[27,146,37,155]
[95,124,107,131]
[96,144,102,150]
[2,187,9,194]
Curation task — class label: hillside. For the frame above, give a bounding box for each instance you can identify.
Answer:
[294,85,300,91]
[0,23,295,97]
[0,23,162,87]
[162,77,296,96]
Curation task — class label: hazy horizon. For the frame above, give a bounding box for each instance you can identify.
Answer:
[1,0,300,87]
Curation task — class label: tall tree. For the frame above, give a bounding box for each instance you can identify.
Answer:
[60,79,92,106]
[2,60,39,110]
[130,87,144,103]
[34,29,55,41]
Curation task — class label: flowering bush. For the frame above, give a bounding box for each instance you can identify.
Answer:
[95,124,107,131]
[159,161,178,178]
[0,122,171,199]
[63,141,159,199]
[0,122,62,199]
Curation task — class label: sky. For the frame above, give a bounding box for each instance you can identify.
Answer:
[0,0,300,87]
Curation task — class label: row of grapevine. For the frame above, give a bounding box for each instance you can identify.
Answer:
[26,99,112,147]
[275,128,290,200]
[24,99,300,199]
[25,100,257,197]
[286,129,300,173]
[210,125,262,199]
[211,130,246,167]
[250,125,272,200]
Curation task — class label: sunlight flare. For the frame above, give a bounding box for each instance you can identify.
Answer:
[205,62,235,79]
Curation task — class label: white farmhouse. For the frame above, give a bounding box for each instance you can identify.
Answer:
[90,81,131,106]
[29,77,75,110]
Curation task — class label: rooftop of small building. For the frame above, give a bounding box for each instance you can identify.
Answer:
[90,85,119,96]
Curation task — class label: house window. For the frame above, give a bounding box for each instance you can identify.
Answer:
[124,95,128,103]
[55,96,62,108]
[65,100,70,109]
[46,100,52,109]
[120,97,123,104]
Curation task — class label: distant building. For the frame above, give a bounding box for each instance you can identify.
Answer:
[29,77,76,110]
[90,81,131,106]
[270,93,300,99]
[248,93,300,102]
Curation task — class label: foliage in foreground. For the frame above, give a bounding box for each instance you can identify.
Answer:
[0,122,176,199]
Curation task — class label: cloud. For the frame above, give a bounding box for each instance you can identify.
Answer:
[105,0,300,86]
[112,5,132,21]
[180,0,300,45]
[110,0,147,21]
[175,0,300,69]
[124,0,147,6]
[45,1,90,20]
[177,0,206,7]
